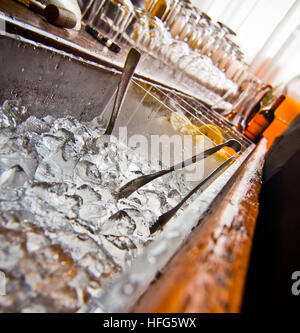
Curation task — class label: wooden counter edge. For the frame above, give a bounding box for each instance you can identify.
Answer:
[131,138,267,313]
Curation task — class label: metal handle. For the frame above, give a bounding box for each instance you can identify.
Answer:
[104,48,141,135]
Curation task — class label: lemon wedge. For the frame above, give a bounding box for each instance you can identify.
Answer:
[170,112,200,135]
[197,124,235,162]
[198,124,224,145]
[170,113,233,162]
[214,146,237,162]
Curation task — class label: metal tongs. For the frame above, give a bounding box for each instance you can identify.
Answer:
[117,139,241,233]
[104,48,141,135]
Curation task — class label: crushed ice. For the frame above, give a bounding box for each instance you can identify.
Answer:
[0,100,191,312]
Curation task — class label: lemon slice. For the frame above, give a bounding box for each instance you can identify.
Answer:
[170,112,200,135]
[170,114,229,160]
[198,124,224,145]
[214,146,237,162]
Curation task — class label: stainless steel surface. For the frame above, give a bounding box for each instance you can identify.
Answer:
[0,34,120,122]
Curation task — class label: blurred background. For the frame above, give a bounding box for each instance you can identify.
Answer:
[192,0,300,101]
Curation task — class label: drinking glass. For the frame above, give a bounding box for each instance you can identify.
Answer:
[199,23,225,56]
[122,7,172,70]
[218,42,242,72]
[186,12,211,50]
[145,0,173,20]
[211,38,241,72]
[162,0,182,26]
[87,0,135,41]
[122,8,151,50]
[224,53,244,81]
[81,0,105,23]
